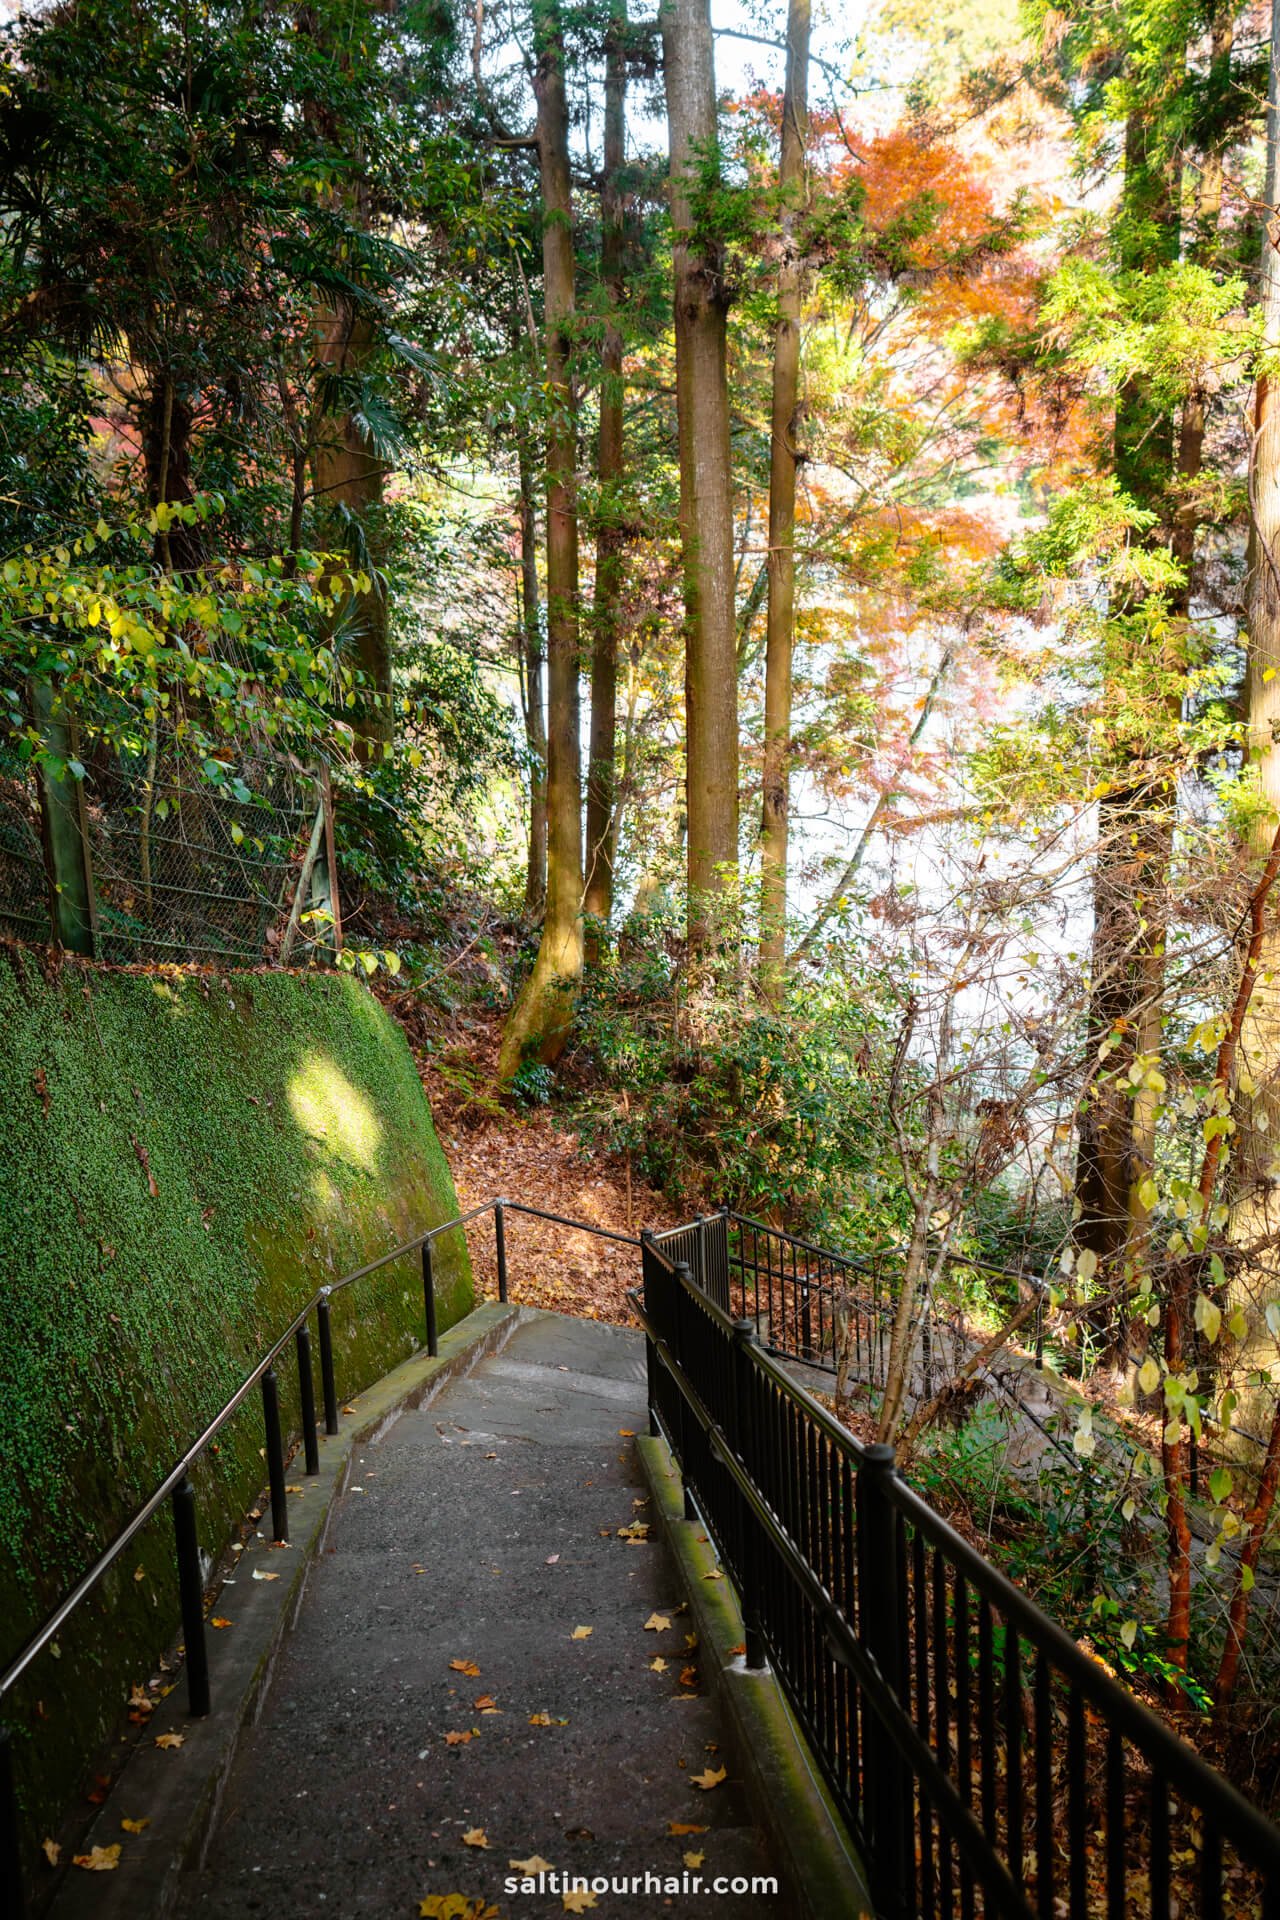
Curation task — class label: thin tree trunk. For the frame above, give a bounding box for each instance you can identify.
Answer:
[758,0,810,993]
[584,0,628,963]
[518,428,548,917]
[313,305,392,760]
[498,0,583,1080]
[661,0,739,951]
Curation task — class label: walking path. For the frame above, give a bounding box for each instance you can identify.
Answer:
[175,1314,781,1917]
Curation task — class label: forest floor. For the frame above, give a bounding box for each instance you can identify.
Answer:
[392,994,683,1324]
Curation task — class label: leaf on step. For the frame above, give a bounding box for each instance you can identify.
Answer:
[73,1845,122,1871]
[667,1822,706,1837]
[571,1625,592,1640]
[561,1892,597,1914]
[154,1733,184,1750]
[120,1818,150,1834]
[252,1570,279,1582]
[41,1839,60,1867]
[691,1765,726,1790]
[444,1730,474,1746]
[210,1617,232,1629]
[644,1613,671,1632]
[648,1657,668,1673]
[462,1827,490,1848]
[684,1851,705,1869]
[417,1898,499,1920]
[509,1855,556,1875]
[449,1658,481,1676]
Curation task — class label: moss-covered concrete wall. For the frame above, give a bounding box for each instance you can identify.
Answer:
[0,952,471,1866]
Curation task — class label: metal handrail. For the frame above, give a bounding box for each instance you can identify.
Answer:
[637,1227,1280,1917]
[1,1192,642,1914]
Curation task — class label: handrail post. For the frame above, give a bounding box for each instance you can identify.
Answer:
[673,1262,697,1520]
[171,1475,210,1716]
[296,1324,319,1475]
[317,1289,339,1435]
[422,1238,439,1358]
[640,1230,659,1437]
[732,1318,766,1670]
[261,1368,289,1544]
[858,1443,910,1918]
[2,1726,25,1920]
[495,1202,509,1305]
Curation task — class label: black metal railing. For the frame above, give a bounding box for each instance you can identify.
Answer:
[633,1231,1280,1920]
[0,1196,639,1917]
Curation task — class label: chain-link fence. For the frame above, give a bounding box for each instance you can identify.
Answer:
[0,729,338,969]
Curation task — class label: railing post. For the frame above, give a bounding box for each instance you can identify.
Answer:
[495,1202,509,1305]
[1,1725,25,1920]
[640,1230,659,1437]
[422,1237,439,1358]
[732,1318,767,1670]
[673,1262,697,1521]
[857,1443,910,1919]
[317,1290,339,1435]
[171,1475,210,1717]
[296,1324,319,1476]
[1035,1283,1045,1370]
[261,1369,289,1544]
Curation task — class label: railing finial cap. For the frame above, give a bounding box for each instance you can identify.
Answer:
[863,1442,896,1470]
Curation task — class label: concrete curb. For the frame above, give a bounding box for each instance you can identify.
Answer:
[42,1302,523,1920]
[637,1433,875,1920]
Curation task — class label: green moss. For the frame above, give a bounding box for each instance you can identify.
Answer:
[0,953,470,1856]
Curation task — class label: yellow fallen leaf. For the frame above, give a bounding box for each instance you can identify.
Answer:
[667,1822,707,1836]
[444,1730,474,1747]
[120,1817,150,1834]
[618,1429,635,1437]
[154,1733,185,1750]
[133,1566,145,1582]
[462,1827,490,1849]
[473,1694,497,1711]
[73,1845,121,1871]
[209,1617,232,1630]
[684,1851,705,1869]
[449,1658,481,1677]
[649,1657,668,1673]
[509,1854,556,1874]
[692,1765,727,1791]
[571,1625,592,1641]
[562,1893,597,1914]
[702,1569,723,1581]
[41,1839,60,1867]
[644,1613,671,1632]
[417,1899,499,1920]
[251,1570,279,1582]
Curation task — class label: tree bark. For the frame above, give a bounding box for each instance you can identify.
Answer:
[498,0,584,1081]
[584,0,628,964]
[661,0,739,950]
[758,0,810,993]
[313,304,392,760]
[517,427,549,917]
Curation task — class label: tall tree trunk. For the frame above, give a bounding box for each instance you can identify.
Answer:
[498,0,583,1081]
[661,0,739,951]
[758,0,810,994]
[584,0,628,964]
[1074,103,1180,1334]
[313,304,392,760]
[518,427,548,917]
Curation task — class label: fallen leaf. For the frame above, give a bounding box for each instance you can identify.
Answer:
[509,1854,556,1875]
[703,1568,723,1581]
[444,1730,474,1747]
[616,1523,649,1542]
[209,1617,232,1630]
[644,1613,671,1632]
[528,1713,553,1726]
[473,1695,497,1711]
[562,1893,597,1914]
[154,1733,185,1750]
[618,1429,635,1437]
[73,1845,122,1871]
[680,1666,698,1687]
[462,1827,490,1849]
[649,1657,668,1673]
[571,1625,592,1641]
[133,1566,145,1583]
[684,1633,698,1649]
[252,1569,279,1582]
[728,1643,746,1657]
[120,1817,150,1834]
[684,1851,705,1869]
[692,1766,727,1791]
[87,1772,111,1804]
[668,1823,707,1836]
[342,1404,357,1414]
[449,1658,481,1677]
[41,1839,60,1867]
[286,1485,303,1494]
[417,1899,499,1920]
[545,1554,560,1565]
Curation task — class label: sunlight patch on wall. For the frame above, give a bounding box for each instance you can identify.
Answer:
[288,1054,384,1175]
